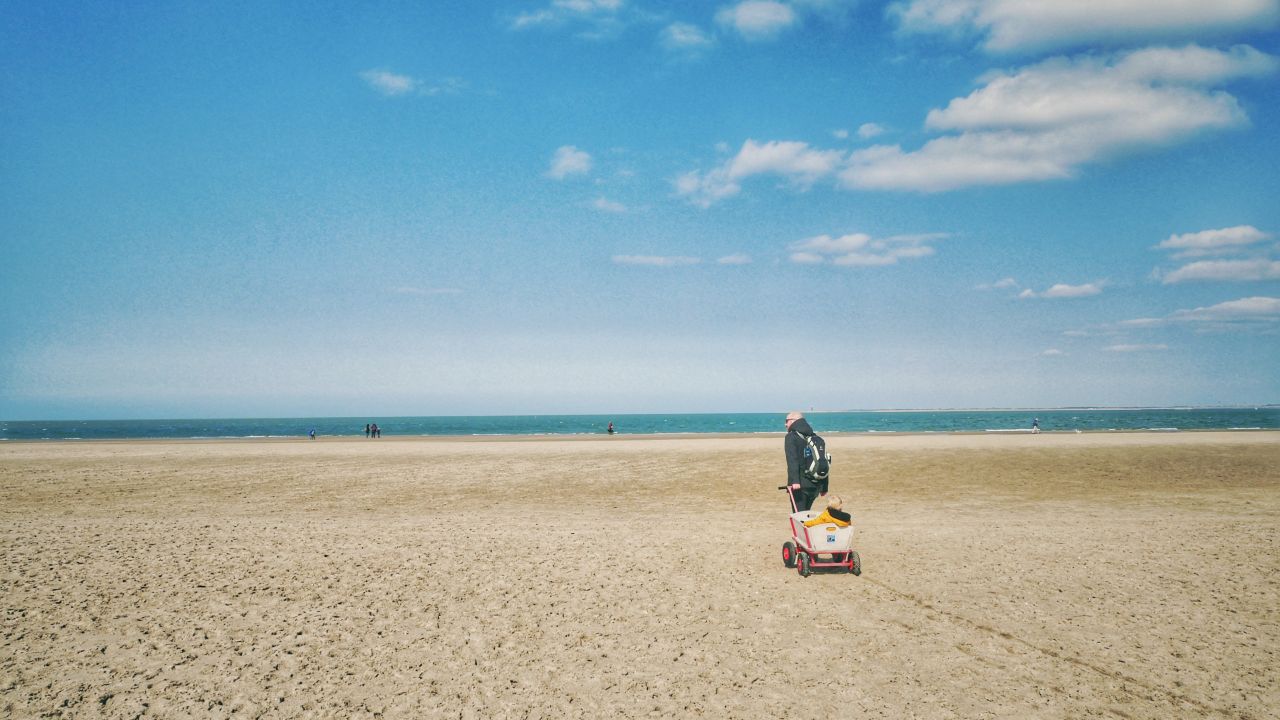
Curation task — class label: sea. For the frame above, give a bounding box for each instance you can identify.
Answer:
[1,408,1276,441]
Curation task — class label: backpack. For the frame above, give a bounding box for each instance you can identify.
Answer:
[800,433,831,480]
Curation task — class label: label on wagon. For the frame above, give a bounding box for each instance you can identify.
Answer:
[826,534,837,544]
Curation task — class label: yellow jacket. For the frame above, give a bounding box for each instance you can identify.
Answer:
[804,508,851,527]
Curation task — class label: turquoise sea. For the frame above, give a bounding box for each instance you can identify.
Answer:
[2,408,1276,440]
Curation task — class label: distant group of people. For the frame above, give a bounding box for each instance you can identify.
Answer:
[365,423,381,438]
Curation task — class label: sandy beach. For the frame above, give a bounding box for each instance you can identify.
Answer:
[1,431,1277,719]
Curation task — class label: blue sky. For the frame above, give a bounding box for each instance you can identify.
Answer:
[2,0,1278,419]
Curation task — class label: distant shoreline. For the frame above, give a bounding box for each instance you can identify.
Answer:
[810,405,1280,413]
[4,428,1278,445]
[4,408,1275,441]
[4,405,1279,424]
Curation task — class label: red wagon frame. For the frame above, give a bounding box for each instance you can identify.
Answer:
[779,485,861,577]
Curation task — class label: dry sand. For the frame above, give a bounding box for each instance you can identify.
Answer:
[2,431,1277,719]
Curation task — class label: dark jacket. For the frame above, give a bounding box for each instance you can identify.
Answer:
[785,418,828,493]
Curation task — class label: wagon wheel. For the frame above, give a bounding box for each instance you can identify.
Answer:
[850,550,862,576]
[797,552,811,578]
[782,541,797,568]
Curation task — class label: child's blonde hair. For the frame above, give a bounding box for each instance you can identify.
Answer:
[825,494,843,510]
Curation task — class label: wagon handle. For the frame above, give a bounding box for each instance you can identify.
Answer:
[778,485,799,513]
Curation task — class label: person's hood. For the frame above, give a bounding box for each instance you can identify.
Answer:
[789,417,814,436]
[827,506,851,523]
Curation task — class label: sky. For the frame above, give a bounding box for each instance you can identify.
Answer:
[2,0,1279,420]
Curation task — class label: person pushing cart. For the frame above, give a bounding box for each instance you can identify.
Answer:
[783,411,828,512]
[777,411,860,576]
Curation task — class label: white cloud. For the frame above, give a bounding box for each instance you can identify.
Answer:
[592,197,627,213]
[674,170,739,207]
[1117,43,1278,83]
[547,146,593,179]
[841,45,1275,192]
[717,254,753,264]
[1043,282,1103,299]
[420,77,467,96]
[788,232,945,267]
[1112,297,1279,335]
[557,0,623,11]
[857,122,886,139]
[716,1,798,40]
[976,277,1017,290]
[511,0,626,31]
[675,139,844,206]
[662,22,715,50]
[1155,225,1271,258]
[1021,282,1104,299]
[612,255,701,266]
[833,253,902,267]
[1171,296,1280,321]
[1105,343,1169,352]
[511,9,558,28]
[360,70,466,98]
[925,46,1273,132]
[1153,225,1278,281]
[730,139,843,181]
[832,128,850,139]
[1161,259,1280,283]
[846,134,1077,192]
[1041,348,1064,356]
[792,232,871,254]
[1118,317,1166,328]
[891,0,1280,53]
[360,69,418,96]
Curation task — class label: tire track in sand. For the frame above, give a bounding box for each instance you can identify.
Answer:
[860,576,1247,719]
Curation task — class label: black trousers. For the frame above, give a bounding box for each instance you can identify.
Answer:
[794,486,819,513]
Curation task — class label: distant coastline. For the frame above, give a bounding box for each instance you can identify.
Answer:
[3,407,1277,441]
[5,404,1279,425]
[811,404,1280,413]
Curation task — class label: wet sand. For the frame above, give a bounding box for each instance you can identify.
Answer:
[2,431,1277,718]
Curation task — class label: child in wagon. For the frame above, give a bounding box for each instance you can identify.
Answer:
[804,494,852,528]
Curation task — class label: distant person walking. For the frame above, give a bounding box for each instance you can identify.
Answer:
[607,421,615,435]
[372,423,380,438]
[1031,418,1041,434]
[365,423,371,438]
[309,429,316,440]
[784,411,829,512]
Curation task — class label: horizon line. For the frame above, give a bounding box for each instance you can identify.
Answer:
[3,404,1278,424]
